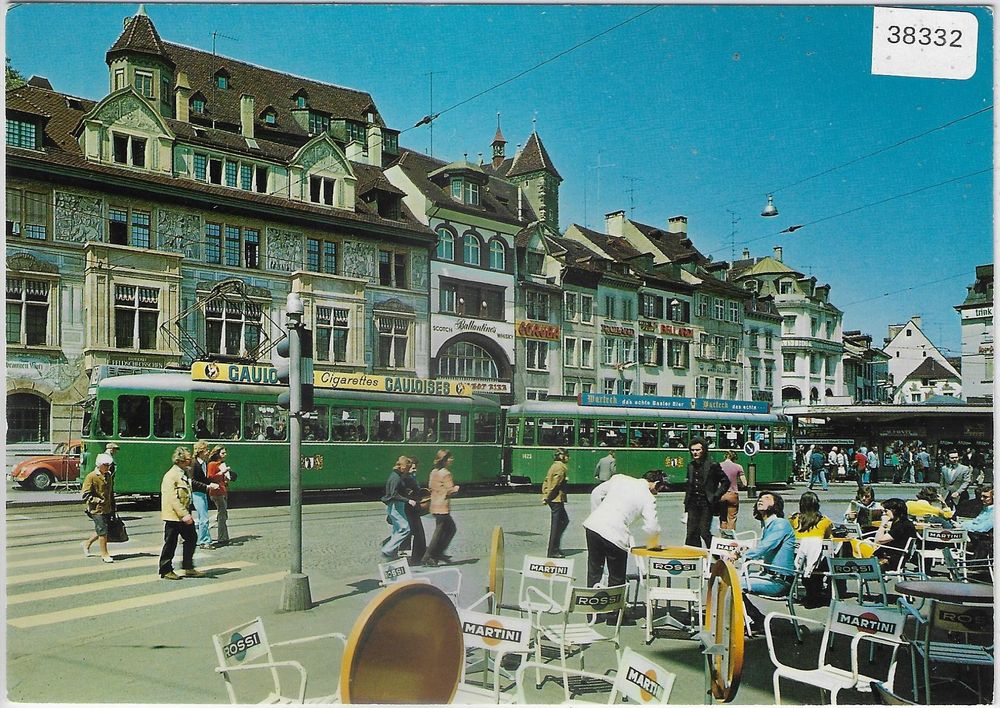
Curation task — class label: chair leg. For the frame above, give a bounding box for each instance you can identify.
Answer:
[923,654,931,705]
[560,644,570,702]
[909,647,919,703]
[772,672,782,705]
[645,598,653,644]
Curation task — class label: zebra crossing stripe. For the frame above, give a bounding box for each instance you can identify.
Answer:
[6,545,164,568]
[9,571,287,628]
[8,547,221,585]
[7,561,257,605]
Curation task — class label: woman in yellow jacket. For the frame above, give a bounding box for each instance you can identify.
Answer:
[790,491,833,607]
[424,450,460,566]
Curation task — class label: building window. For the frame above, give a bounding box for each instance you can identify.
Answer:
[347,121,366,143]
[7,392,50,444]
[603,378,616,395]
[205,223,222,264]
[672,385,686,396]
[729,300,740,323]
[463,233,481,266]
[580,339,593,368]
[191,98,205,113]
[778,279,794,295]
[206,300,262,357]
[439,285,456,314]
[810,317,819,337]
[640,336,663,366]
[6,189,48,240]
[225,161,238,188]
[245,229,260,269]
[783,316,796,334]
[783,352,796,373]
[194,154,207,181]
[602,338,635,366]
[439,281,504,319]
[765,362,774,389]
[309,175,335,205]
[378,250,408,288]
[114,284,159,350]
[112,133,147,167]
[619,379,634,396]
[714,297,725,320]
[526,388,549,401]
[107,207,150,248]
[306,238,337,274]
[489,240,505,270]
[376,316,410,369]
[622,299,634,321]
[525,290,549,321]
[564,337,577,367]
[714,336,726,360]
[296,95,307,109]
[810,354,823,375]
[6,119,37,149]
[436,228,454,260]
[750,359,761,388]
[134,71,153,97]
[526,251,545,275]
[264,110,277,125]
[764,330,774,351]
[215,74,229,90]
[451,179,463,200]
[437,341,499,379]
[667,340,689,368]
[714,378,725,399]
[826,320,835,339]
[564,381,578,397]
[643,383,657,396]
[729,380,739,400]
[641,293,663,320]
[6,278,49,346]
[465,181,480,205]
[728,337,739,363]
[744,279,759,293]
[564,292,578,322]
[580,294,594,324]
[525,340,549,371]
[308,112,330,135]
[224,225,241,266]
[315,306,349,363]
[114,69,126,90]
[696,377,709,398]
[699,333,711,359]
[605,296,616,320]
[383,132,399,153]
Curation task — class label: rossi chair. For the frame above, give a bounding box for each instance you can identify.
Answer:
[377,556,463,605]
[827,556,889,606]
[211,616,346,704]
[642,555,706,643]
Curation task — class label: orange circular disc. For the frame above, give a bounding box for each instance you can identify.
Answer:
[340,581,464,703]
[488,525,505,609]
[702,559,745,702]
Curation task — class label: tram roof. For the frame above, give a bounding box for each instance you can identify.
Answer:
[782,404,993,420]
[507,399,786,422]
[95,373,497,408]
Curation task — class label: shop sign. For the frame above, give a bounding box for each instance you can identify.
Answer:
[455,380,512,394]
[315,371,472,397]
[638,320,655,332]
[108,355,171,367]
[579,392,768,413]
[961,306,993,320]
[978,344,993,355]
[516,320,560,341]
[433,317,514,340]
[659,324,694,337]
[193,361,280,385]
[877,427,927,438]
[601,324,635,338]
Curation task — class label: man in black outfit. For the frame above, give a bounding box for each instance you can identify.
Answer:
[684,436,727,548]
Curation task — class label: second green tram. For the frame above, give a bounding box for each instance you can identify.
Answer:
[505,400,793,486]
[83,372,503,495]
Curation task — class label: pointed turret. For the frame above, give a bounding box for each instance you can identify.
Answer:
[507,131,562,181]
[508,129,562,230]
[106,8,173,67]
[491,112,507,169]
[105,8,176,118]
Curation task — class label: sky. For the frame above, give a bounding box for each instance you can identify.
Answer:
[6,3,994,358]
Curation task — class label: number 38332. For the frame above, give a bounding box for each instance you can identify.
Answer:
[886,25,962,47]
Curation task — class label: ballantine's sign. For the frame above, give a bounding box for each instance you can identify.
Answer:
[601,324,635,338]
[580,392,769,414]
[515,320,560,340]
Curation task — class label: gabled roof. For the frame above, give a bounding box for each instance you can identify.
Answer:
[628,220,708,264]
[107,10,174,67]
[904,357,961,381]
[507,132,561,181]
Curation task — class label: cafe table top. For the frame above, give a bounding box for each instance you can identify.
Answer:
[895,580,994,604]
[630,545,710,559]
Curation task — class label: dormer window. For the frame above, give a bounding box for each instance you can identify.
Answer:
[191,97,206,114]
[449,178,480,205]
[527,251,545,276]
[744,279,759,292]
[378,195,401,220]
[383,131,399,153]
[308,112,330,135]
[215,72,229,90]
[465,182,480,205]
[778,279,794,295]
[6,118,37,149]
[296,96,306,108]
[346,121,366,144]
[264,110,277,125]
[112,133,147,168]
[309,175,335,206]
[134,71,153,98]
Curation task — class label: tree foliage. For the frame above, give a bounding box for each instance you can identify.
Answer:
[6,58,26,89]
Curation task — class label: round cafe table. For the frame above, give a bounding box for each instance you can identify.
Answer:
[630,545,710,560]
[895,580,994,604]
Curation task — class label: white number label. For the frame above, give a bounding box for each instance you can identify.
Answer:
[872,7,978,80]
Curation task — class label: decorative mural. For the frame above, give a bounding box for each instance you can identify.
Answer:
[266,227,303,273]
[342,241,377,283]
[7,252,59,274]
[410,250,428,291]
[157,209,202,259]
[296,137,348,174]
[94,93,163,133]
[54,193,102,244]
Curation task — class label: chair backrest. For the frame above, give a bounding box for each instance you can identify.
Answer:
[929,601,993,636]
[458,607,532,656]
[610,647,676,705]
[882,537,917,575]
[378,557,413,585]
[417,566,463,605]
[706,536,756,578]
[827,556,888,604]
[518,555,574,608]
[826,601,906,643]
[870,680,917,705]
[567,584,628,617]
[211,617,278,704]
[919,526,968,550]
[840,521,863,538]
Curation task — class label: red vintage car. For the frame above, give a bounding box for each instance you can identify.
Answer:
[9,440,82,490]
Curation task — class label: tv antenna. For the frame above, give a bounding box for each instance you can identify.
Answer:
[624,176,642,216]
[726,210,741,262]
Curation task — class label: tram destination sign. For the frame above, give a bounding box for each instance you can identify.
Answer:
[579,392,769,414]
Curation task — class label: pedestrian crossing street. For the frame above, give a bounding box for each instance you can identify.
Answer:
[6,513,285,630]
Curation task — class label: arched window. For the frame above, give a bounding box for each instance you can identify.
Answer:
[436,227,454,261]
[489,240,506,270]
[437,341,499,379]
[7,392,50,444]
[810,387,820,403]
[781,386,802,405]
[463,233,481,266]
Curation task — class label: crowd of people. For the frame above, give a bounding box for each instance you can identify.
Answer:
[797,441,992,487]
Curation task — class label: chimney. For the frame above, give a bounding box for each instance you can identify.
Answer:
[911,316,922,329]
[367,125,383,166]
[345,139,364,162]
[742,247,750,259]
[667,215,687,234]
[174,72,191,123]
[605,210,626,238]
[239,94,255,139]
[888,324,903,341]
[773,245,783,262]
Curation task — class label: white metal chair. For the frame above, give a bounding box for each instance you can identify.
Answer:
[514,646,675,705]
[456,607,533,703]
[827,556,889,606]
[764,601,906,705]
[878,537,921,584]
[643,554,706,643]
[378,556,463,605]
[497,555,575,617]
[704,535,756,579]
[898,598,994,704]
[211,616,346,704]
[531,584,628,702]
[915,526,968,577]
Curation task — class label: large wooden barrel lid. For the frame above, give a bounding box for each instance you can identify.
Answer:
[488,525,505,608]
[703,559,745,702]
[340,581,463,703]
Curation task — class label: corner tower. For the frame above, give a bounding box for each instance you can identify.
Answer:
[508,130,562,230]
[105,6,176,118]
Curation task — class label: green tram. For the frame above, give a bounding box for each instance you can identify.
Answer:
[505,400,793,486]
[82,372,502,495]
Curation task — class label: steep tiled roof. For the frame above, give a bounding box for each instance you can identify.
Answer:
[507,132,561,181]
[570,223,644,261]
[745,295,782,321]
[392,149,528,226]
[905,357,960,381]
[629,220,707,264]
[483,156,514,178]
[107,11,174,66]
[354,163,405,197]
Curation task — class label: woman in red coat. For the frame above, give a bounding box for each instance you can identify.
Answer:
[206,446,235,546]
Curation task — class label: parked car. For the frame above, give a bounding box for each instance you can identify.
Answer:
[9,441,82,490]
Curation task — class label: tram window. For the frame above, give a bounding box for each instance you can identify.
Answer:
[538,418,573,446]
[719,424,746,449]
[597,420,626,447]
[330,407,366,441]
[407,410,438,442]
[473,412,498,443]
[690,423,718,448]
[154,397,185,439]
[772,425,791,450]
[304,406,328,441]
[195,399,242,440]
[662,423,688,449]
[506,420,519,446]
[578,419,596,447]
[118,395,150,438]
[522,419,537,446]
[629,421,658,448]
[97,400,114,436]
[441,412,469,442]
[747,425,769,450]
[242,402,286,441]
[374,409,404,442]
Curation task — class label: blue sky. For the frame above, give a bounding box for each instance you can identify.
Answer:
[7,3,993,356]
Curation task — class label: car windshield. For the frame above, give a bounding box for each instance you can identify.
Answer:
[53,442,69,455]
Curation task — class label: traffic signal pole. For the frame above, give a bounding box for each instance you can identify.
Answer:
[279,292,312,612]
